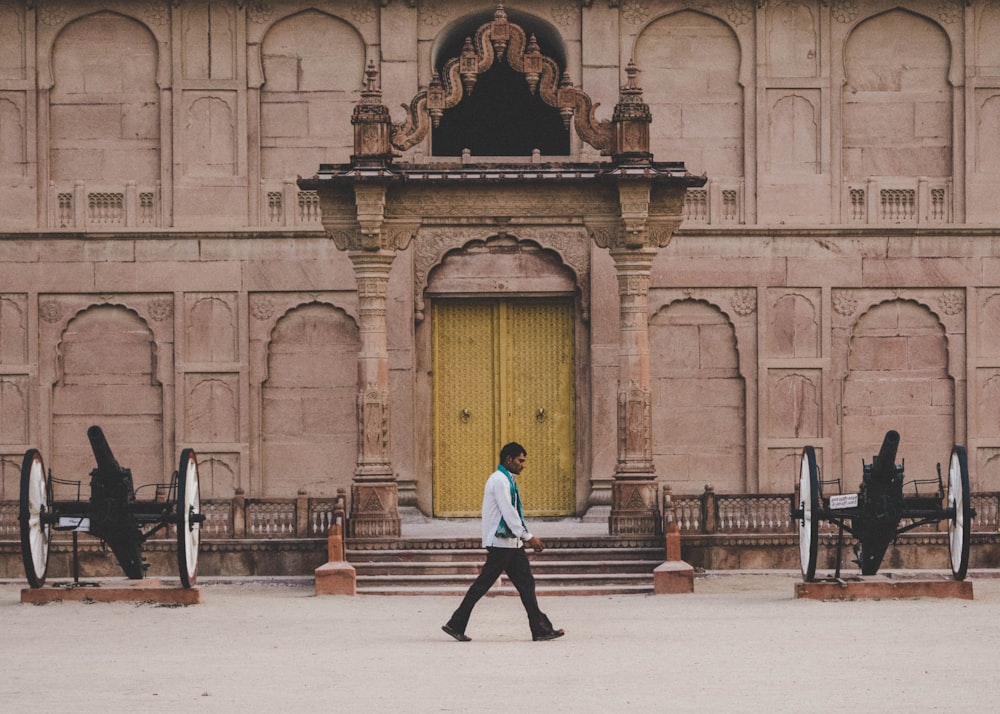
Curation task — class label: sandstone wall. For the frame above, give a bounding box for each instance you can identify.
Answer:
[1,1,999,513]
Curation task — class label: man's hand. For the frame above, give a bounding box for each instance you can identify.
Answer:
[525,536,545,553]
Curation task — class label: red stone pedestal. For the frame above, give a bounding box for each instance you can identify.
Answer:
[314,562,357,595]
[652,524,694,594]
[314,524,357,595]
[795,575,974,601]
[20,578,201,605]
[653,561,694,594]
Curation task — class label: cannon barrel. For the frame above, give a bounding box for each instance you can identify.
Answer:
[87,425,123,476]
[871,429,901,483]
[85,425,144,578]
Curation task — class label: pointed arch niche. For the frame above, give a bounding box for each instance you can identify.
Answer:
[841,299,953,489]
[52,305,164,489]
[260,302,360,498]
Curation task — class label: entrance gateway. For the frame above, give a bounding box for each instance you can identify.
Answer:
[300,5,704,537]
[432,298,576,517]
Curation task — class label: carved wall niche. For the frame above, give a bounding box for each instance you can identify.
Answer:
[975,92,1000,174]
[182,93,238,177]
[1,454,21,501]
[767,369,821,439]
[185,293,239,364]
[195,453,240,500]
[180,0,238,80]
[839,298,954,489]
[51,303,166,488]
[766,288,821,359]
[768,445,821,494]
[0,375,29,446]
[766,92,820,175]
[842,9,952,181]
[37,4,172,90]
[975,291,1000,458]
[634,10,744,178]
[185,373,239,443]
[649,298,747,493]
[0,93,28,180]
[764,0,819,79]
[259,9,364,178]
[49,12,160,183]
[0,2,26,81]
[257,300,359,498]
[0,294,28,365]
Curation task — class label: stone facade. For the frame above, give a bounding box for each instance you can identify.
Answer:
[1,1,1000,531]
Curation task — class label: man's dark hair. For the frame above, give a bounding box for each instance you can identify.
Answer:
[499,442,526,464]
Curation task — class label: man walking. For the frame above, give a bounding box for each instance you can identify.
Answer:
[442,442,565,642]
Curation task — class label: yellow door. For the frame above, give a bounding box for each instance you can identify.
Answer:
[432,298,576,516]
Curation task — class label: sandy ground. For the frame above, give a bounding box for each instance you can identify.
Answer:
[2,572,999,714]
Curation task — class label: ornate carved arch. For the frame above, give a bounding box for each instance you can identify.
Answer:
[392,4,613,154]
[413,227,590,322]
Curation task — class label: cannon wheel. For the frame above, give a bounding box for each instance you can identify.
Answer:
[19,449,52,588]
[176,448,201,588]
[798,446,820,581]
[947,445,971,581]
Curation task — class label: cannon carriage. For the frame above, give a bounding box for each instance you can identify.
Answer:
[792,430,974,582]
[18,425,204,589]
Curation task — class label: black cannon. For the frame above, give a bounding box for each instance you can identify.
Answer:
[792,430,974,582]
[18,425,204,588]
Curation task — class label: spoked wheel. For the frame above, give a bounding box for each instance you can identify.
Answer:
[19,449,52,588]
[176,448,201,588]
[947,445,972,581]
[798,446,820,582]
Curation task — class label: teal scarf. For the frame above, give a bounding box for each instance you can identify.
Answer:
[494,464,526,538]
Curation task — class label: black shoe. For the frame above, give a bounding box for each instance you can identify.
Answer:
[533,629,565,641]
[442,624,471,642]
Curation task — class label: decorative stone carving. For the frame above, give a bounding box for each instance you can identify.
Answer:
[730,289,757,317]
[413,226,591,322]
[356,384,391,478]
[391,4,614,154]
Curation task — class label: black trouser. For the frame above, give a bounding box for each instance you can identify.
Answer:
[446,546,555,638]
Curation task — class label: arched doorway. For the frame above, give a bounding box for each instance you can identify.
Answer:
[427,237,578,517]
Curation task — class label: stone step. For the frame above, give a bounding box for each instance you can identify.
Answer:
[347,543,664,595]
[346,546,664,563]
[357,583,655,597]
[353,559,662,577]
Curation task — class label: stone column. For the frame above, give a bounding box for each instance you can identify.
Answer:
[347,247,401,538]
[608,244,660,535]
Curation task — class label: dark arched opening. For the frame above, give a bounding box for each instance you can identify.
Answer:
[430,9,570,157]
[432,62,570,156]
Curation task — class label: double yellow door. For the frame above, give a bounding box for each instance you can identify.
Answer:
[432,298,576,516]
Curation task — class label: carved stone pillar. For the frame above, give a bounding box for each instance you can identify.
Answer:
[608,245,660,535]
[347,248,400,538]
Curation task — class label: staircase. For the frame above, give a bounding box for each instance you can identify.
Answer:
[347,535,665,596]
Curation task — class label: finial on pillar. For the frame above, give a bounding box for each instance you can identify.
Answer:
[611,59,653,165]
[351,60,394,167]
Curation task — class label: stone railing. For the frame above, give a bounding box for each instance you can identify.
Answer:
[843,177,951,225]
[664,485,1000,536]
[50,181,161,229]
[683,178,745,225]
[261,180,323,228]
[0,489,348,541]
